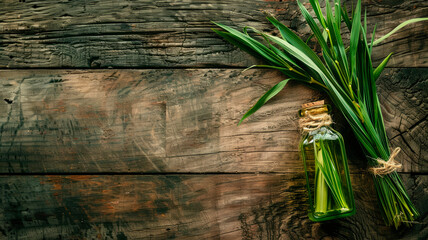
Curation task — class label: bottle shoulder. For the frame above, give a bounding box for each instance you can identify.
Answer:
[300,126,343,145]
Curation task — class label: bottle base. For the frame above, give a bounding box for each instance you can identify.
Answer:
[308,208,356,222]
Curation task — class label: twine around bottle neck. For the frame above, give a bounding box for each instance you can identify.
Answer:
[299,112,333,132]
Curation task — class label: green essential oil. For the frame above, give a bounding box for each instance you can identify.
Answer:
[299,104,355,221]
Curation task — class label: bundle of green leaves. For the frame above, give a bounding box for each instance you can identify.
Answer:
[212,0,426,228]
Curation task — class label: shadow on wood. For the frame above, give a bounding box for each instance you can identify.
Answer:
[0,174,426,239]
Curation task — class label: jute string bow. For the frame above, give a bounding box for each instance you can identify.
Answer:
[299,112,333,132]
[369,147,402,176]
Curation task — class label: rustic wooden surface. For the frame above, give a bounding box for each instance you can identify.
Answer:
[0,0,427,68]
[0,174,427,239]
[0,68,426,174]
[0,0,427,239]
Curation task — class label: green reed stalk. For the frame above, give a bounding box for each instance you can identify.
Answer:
[315,147,328,213]
[212,0,426,228]
[314,138,349,215]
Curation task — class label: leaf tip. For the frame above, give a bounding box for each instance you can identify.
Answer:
[237,118,244,126]
[242,65,256,73]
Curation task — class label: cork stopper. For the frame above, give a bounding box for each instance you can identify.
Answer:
[301,100,324,109]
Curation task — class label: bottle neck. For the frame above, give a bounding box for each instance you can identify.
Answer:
[299,104,330,117]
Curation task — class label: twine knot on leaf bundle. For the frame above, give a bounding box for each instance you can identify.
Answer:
[369,147,402,176]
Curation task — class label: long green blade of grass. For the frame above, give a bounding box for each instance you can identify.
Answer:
[372,18,428,46]
[374,52,393,81]
[238,79,290,125]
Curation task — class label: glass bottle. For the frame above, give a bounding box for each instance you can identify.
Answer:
[298,101,355,221]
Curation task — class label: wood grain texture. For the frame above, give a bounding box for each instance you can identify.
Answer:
[0,0,426,68]
[0,174,426,240]
[1,0,426,239]
[0,68,426,173]
[378,69,428,173]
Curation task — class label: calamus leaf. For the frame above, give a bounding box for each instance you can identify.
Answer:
[374,52,393,81]
[238,79,290,125]
[372,18,428,46]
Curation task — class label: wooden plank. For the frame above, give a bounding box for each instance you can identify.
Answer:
[1,68,426,173]
[0,174,426,239]
[0,70,168,173]
[378,68,428,173]
[0,68,318,173]
[0,0,426,68]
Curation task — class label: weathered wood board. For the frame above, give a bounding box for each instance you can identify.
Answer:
[378,68,428,173]
[0,0,427,239]
[0,174,426,240]
[1,68,426,173]
[0,0,426,68]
